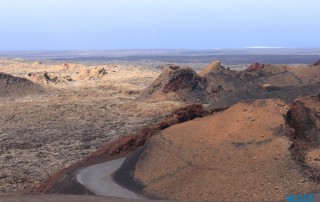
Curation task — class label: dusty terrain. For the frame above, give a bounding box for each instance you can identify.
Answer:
[0,58,183,195]
[119,98,320,201]
[1,57,320,202]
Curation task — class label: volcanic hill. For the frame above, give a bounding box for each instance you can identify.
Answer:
[115,96,320,201]
[140,61,320,107]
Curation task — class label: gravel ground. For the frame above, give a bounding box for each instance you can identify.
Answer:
[0,59,182,195]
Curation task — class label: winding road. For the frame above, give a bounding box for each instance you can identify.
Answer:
[76,158,143,199]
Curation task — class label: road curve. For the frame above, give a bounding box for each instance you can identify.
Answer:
[76,158,143,199]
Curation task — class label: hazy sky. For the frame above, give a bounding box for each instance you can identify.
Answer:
[0,0,319,50]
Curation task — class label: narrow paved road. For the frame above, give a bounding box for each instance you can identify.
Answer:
[76,158,143,199]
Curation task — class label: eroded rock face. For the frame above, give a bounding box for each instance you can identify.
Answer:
[120,99,320,201]
[0,72,45,98]
[286,94,320,176]
[287,101,318,142]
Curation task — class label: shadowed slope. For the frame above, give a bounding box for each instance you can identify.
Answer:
[0,72,45,98]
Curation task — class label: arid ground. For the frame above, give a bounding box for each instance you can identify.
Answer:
[1,57,320,201]
[0,58,183,194]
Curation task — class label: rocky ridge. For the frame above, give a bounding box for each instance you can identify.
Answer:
[140,61,320,107]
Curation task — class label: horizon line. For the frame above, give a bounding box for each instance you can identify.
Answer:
[1,47,320,52]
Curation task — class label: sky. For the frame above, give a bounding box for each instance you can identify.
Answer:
[0,0,319,50]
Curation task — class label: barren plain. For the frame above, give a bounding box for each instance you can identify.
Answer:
[0,58,183,194]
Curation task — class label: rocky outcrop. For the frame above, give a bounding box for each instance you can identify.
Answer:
[139,66,207,103]
[27,72,73,85]
[77,67,107,80]
[0,72,45,98]
[286,94,320,176]
[286,97,320,143]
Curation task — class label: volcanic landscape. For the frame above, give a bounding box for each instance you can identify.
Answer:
[1,56,320,201]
